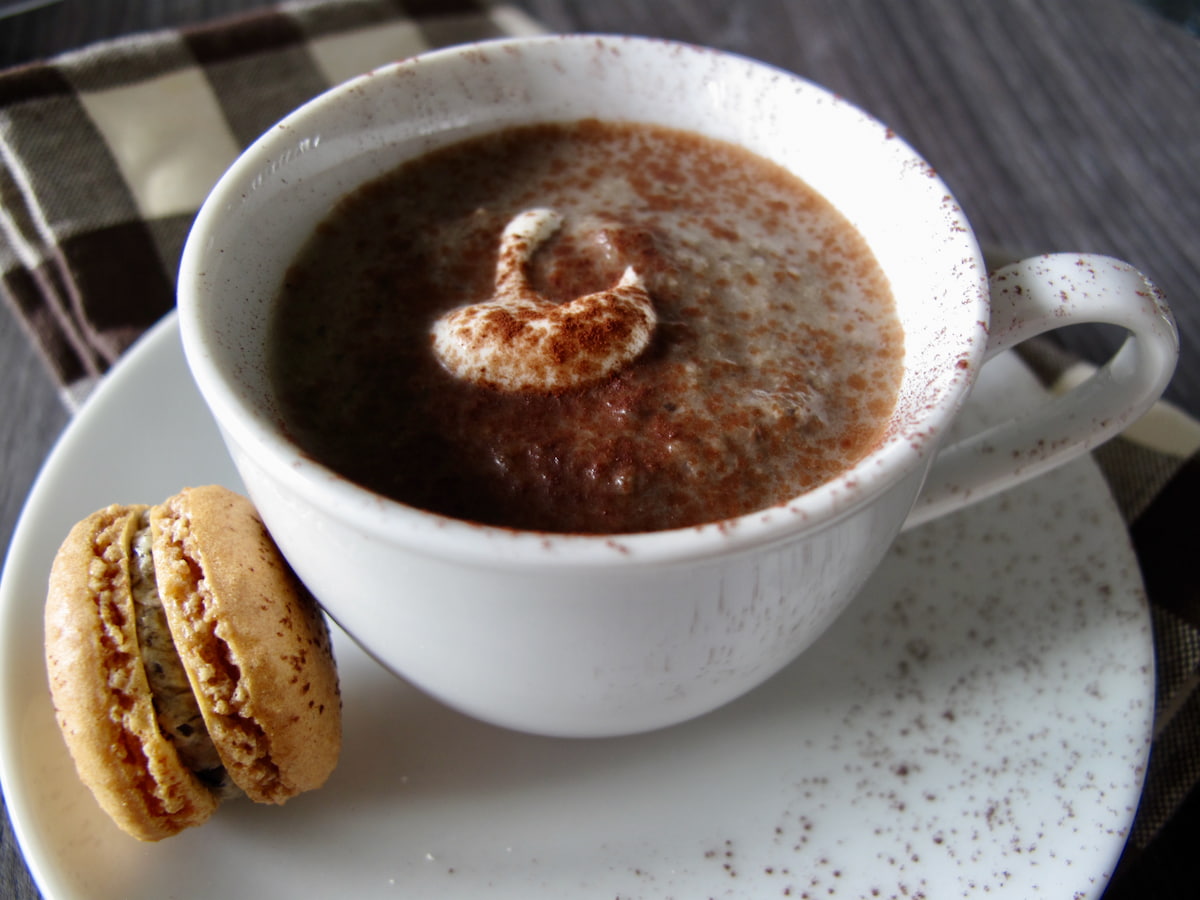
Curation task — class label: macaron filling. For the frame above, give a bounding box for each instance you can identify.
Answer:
[129,513,241,799]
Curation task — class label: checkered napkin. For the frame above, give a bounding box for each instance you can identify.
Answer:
[0,0,543,409]
[1,2,1198,895]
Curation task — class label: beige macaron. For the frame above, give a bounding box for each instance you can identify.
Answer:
[44,485,341,841]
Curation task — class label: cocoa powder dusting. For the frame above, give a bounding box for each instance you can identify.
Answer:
[268,120,904,533]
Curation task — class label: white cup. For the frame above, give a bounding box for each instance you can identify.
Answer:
[177,35,1178,737]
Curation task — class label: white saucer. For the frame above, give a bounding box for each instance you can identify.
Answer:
[0,315,1152,899]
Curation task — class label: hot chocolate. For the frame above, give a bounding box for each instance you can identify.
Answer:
[267,119,903,533]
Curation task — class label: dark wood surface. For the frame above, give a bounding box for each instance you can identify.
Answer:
[2,2,1197,898]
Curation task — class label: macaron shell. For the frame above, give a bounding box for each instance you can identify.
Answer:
[43,504,219,841]
[150,485,342,804]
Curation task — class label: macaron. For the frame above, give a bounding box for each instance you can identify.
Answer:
[44,485,341,841]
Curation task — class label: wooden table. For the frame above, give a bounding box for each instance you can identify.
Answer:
[2,2,1197,897]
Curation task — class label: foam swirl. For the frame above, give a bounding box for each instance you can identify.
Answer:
[431,208,656,392]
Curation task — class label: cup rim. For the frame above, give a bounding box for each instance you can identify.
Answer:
[178,34,988,569]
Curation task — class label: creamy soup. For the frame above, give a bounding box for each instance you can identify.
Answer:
[268,120,904,534]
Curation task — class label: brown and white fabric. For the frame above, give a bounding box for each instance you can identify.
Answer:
[0,2,1198,897]
[0,0,543,407]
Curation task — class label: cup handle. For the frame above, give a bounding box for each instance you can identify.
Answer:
[904,253,1179,530]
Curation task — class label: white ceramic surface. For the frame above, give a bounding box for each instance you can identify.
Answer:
[177,35,1175,736]
[0,317,1152,899]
